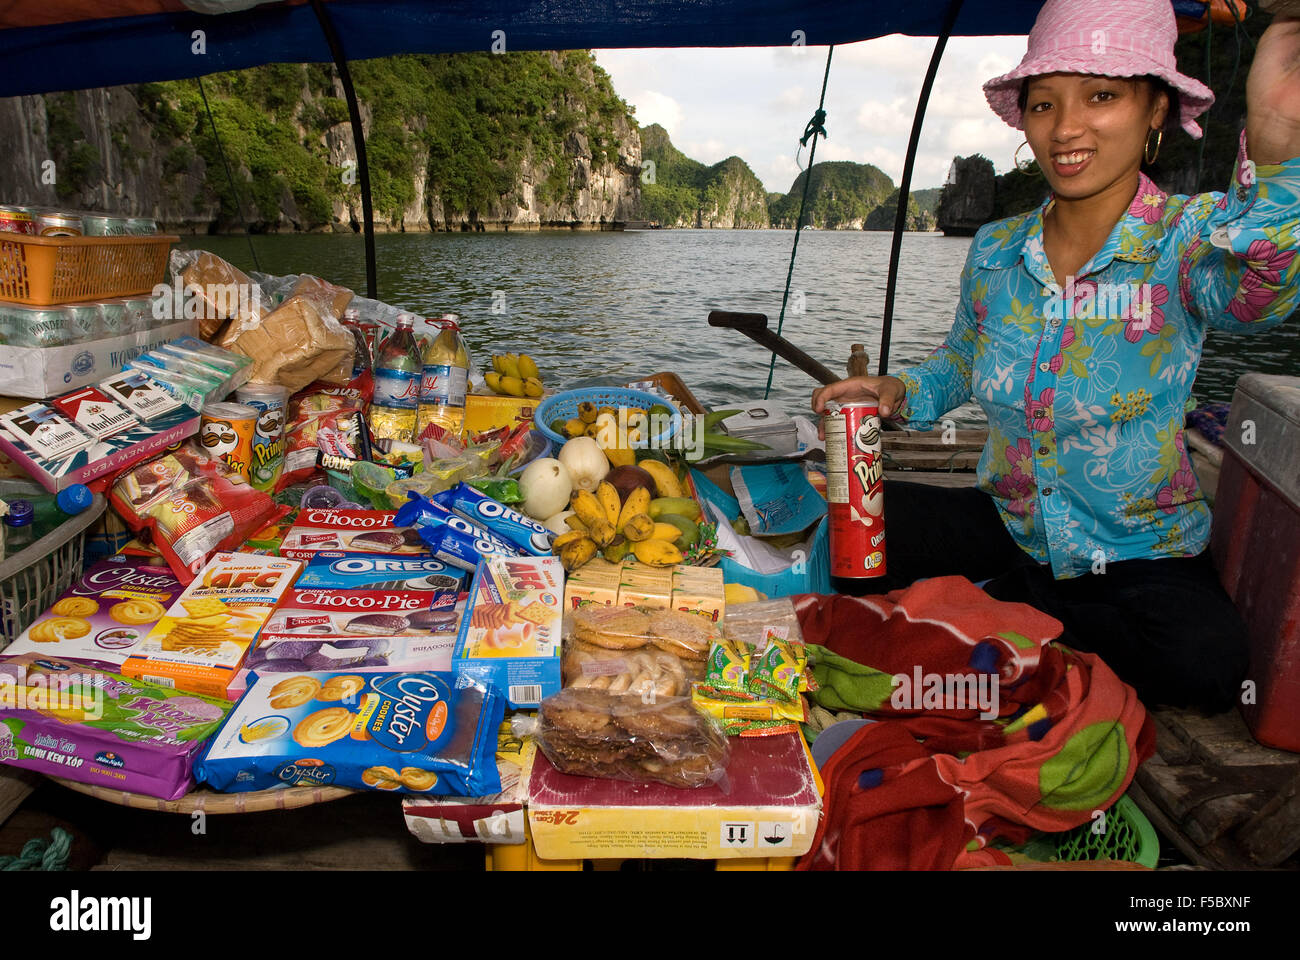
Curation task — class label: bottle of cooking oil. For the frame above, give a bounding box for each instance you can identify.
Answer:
[370,314,422,442]
[416,316,470,439]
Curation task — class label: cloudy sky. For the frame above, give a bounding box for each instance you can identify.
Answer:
[595,33,1032,194]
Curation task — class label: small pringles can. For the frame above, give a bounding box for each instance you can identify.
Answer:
[824,401,886,581]
[199,402,259,482]
[0,205,38,235]
[234,382,289,493]
[36,212,83,237]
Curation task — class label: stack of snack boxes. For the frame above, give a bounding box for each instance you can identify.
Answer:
[564,559,725,623]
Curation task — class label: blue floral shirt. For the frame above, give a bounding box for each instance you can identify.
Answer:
[896,133,1300,578]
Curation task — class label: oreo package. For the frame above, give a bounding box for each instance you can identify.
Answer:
[433,482,555,556]
[394,494,522,571]
[294,553,467,594]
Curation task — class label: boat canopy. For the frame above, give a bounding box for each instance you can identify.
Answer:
[0,0,1044,98]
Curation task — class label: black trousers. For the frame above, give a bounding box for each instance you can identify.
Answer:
[853,481,1248,713]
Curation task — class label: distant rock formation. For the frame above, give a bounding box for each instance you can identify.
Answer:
[935,156,996,236]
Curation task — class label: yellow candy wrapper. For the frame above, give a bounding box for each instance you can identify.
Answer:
[695,637,754,701]
[747,626,803,703]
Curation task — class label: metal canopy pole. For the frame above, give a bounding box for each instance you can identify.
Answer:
[310,0,378,299]
[877,0,964,376]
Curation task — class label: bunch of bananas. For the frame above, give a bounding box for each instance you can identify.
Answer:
[550,402,674,469]
[552,477,704,572]
[484,353,544,398]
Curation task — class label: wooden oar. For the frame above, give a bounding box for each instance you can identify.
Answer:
[707,310,839,385]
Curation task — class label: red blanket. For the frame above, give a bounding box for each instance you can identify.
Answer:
[793,577,1154,870]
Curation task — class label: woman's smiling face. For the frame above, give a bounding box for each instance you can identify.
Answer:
[1021,73,1168,200]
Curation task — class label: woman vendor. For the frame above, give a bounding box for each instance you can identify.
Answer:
[812,0,1300,712]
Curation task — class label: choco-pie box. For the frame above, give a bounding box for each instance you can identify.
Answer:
[453,555,563,709]
[526,731,822,861]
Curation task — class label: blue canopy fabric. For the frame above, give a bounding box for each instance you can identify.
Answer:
[0,0,1042,96]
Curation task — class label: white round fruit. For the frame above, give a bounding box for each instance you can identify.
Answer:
[519,458,573,520]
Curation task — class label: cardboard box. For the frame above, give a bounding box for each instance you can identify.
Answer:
[120,552,301,698]
[0,319,197,400]
[402,719,536,845]
[563,577,619,612]
[463,393,539,436]
[453,555,564,708]
[527,732,821,860]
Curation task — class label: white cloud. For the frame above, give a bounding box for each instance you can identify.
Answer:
[629,89,685,136]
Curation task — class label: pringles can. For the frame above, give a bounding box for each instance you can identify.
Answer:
[199,402,258,482]
[234,383,289,493]
[824,401,886,583]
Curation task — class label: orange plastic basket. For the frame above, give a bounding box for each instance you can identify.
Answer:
[0,233,178,305]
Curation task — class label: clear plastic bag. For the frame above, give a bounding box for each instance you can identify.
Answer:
[530,687,729,788]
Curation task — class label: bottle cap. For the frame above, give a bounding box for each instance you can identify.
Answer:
[395,314,415,328]
[6,500,34,527]
[56,483,93,516]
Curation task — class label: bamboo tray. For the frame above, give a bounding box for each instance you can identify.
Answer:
[48,776,355,814]
[0,233,178,305]
[631,371,707,416]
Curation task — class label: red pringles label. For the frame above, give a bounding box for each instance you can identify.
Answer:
[824,402,886,578]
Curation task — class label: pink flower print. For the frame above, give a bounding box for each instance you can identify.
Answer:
[1049,323,1077,372]
[1178,238,1202,306]
[1006,438,1034,479]
[1123,283,1169,342]
[1244,238,1295,284]
[1216,192,1229,211]
[973,298,988,335]
[1128,185,1167,224]
[994,468,1036,518]
[1227,271,1277,324]
[1026,388,1055,433]
[1156,468,1198,514]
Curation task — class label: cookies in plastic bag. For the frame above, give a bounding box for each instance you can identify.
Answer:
[533,687,729,788]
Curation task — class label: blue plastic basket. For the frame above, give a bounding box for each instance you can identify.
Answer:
[534,388,682,449]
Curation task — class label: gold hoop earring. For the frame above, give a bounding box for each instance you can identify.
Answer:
[1144,129,1163,165]
[1014,141,1042,177]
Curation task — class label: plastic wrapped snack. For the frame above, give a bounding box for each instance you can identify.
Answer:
[195,671,504,797]
[568,605,720,662]
[533,687,729,788]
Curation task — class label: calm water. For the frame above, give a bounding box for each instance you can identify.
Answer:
[189,230,1297,424]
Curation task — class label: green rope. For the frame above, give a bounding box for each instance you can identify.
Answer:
[0,826,72,871]
[763,45,834,401]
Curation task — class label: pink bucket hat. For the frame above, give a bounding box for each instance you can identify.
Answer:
[983,0,1215,138]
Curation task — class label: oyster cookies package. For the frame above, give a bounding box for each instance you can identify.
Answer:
[121,553,302,699]
[3,557,182,670]
[195,670,503,797]
[453,556,564,709]
[0,654,230,801]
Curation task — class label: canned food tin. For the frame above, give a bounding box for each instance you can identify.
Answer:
[63,302,103,340]
[199,402,259,482]
[97,300,129,336]
[120,297,154,333]
[0,205,38,235]
[234,382,289,493]
[36,212,83,237]
[0,302,75,347]
[824,401,886,579]
[125,218,158,236]
[82,215,130,237]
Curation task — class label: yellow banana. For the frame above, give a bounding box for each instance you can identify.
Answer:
[517,354,540,379]
[523,377,544,398]
[551,530,588,552]
[563,515,590,534]
[559,537,598,572]
[484,371,504,394]
[492,355,508,375]
[577,401,598,424]
[570,489,606,530]
[621,513,655,542]
[604,444,636,468]
[650,522,683,542]
[637,460,683,499]
[632,539,683,567]
[588,519,617,548]
[595,482,621,526]
[499,375,525,398]
[617,487,651,529]
[603,537,632,563]
[500,354,521,380]
[564,418,588,439]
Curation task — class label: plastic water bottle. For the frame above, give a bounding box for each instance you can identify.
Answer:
[30,484,94,540]
[5,500,36,554]
[369,314,423,443]
[416,317,470,439]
